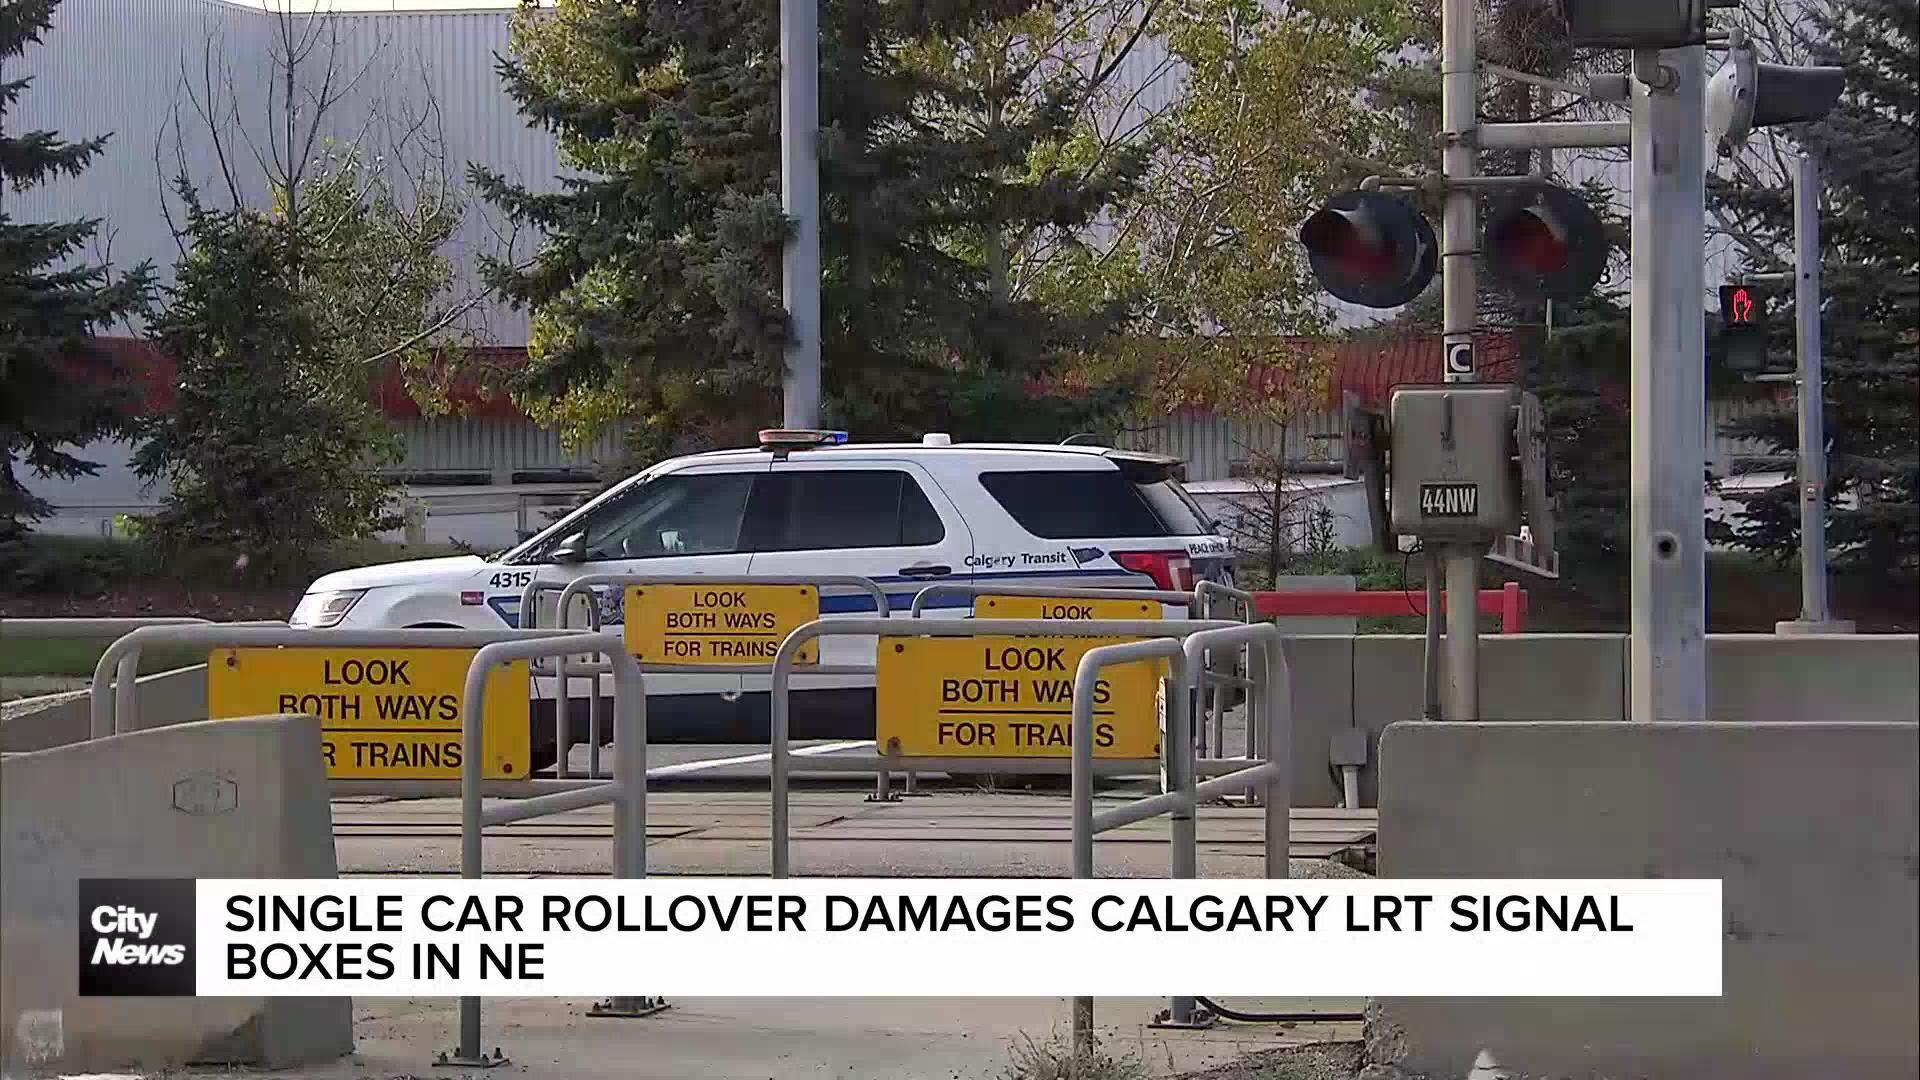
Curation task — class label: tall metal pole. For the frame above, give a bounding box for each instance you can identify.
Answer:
[1628,47,1708,721]
[780,0,822,428]
[1439,0,1480,721]
[1777,152,1854,635]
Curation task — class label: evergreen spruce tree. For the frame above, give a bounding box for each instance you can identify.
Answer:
[0,0,152,538]
[473,0,1146,458]
[1713,0,1919,577]
[131,188,399,576]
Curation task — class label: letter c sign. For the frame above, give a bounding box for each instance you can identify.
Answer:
[1445,342,1474,377]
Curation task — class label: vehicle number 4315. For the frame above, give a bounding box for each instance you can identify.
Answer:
[488,571,533,589]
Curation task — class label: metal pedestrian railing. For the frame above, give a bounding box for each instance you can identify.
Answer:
[445,632,661,1065]
[904,581,1199,617]
[902,580,1261,800]
[1193,581,1259,762]
[1069,622,1289,1041]
[516,573,890,779]
[76,621,659,1066]
[764,616,1244,878]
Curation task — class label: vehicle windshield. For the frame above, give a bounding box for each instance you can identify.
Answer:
[498,472,650,565]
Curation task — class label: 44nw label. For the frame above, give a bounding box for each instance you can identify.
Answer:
[1419,482,1479,518]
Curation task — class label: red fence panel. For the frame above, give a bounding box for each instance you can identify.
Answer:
[1252,581,1527,633]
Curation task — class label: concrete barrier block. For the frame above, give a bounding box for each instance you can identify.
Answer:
[1,714,350,1072]
[1479,633,1626,720]
[1707,634,1920,723]
[1373,720,1919,1079]
[0,664,210,753]
[1279,636,1354,807]
[1347,634,1621,802]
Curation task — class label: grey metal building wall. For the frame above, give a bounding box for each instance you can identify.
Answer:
[13,0,559,341]
[10,0,271,315]
[1122,399,1785,483]
[393,417,625,477]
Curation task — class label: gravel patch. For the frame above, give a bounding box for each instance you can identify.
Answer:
[1172,1042,1364,1080]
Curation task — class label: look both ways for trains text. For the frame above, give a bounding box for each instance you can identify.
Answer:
[277,657,456,723]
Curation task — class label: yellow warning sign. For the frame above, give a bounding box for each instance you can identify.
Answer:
[207,648,531,779]
[876,636,1162,758]
[624,584,819,666]
[976,594,1160,621]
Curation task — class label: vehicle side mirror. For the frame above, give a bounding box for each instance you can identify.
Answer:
[551,531,589,564]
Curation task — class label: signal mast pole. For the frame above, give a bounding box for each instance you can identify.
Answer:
[780,0,822,428]
[1628,45,1709,720]
[1438,0,1481,720]
[1772,151,1853,635]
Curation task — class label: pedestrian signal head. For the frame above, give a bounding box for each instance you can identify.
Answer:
[1719,283,1770,373]
[1484,185,1608,301]
[1298,191,1437,310]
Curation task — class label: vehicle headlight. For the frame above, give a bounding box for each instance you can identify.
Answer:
[290,589,366,628]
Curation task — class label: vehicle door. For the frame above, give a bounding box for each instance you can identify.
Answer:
[739,460,975,736]
[520,462,767,708]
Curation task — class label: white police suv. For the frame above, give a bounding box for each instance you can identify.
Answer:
[289,431,1232,768]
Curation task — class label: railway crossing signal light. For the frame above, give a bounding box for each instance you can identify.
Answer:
[1484,186,1609,301]
[1298,191,1437,309]
[1719,283,1770,372]
[1707,35,1845,155]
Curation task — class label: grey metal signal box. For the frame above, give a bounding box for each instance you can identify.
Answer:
[1389,383,1523,541]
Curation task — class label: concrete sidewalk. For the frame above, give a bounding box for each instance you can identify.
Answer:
[139,997,1363,1080]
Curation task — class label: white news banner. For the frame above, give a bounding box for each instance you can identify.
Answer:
[193,879,1723,998]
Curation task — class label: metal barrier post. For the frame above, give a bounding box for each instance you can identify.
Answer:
[1260,631,1291,877]
[1070,639,1190,1043]
[452,633,665,1061]
[1164,660,1199,1028]
[515,582,577,779]
[588,641,666,1018]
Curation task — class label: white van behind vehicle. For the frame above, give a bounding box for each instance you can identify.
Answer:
[288,432,1232,770]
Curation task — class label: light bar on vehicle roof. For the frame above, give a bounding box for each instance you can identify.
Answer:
[757,428,850,450]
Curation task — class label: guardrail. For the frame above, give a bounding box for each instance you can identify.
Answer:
[1068,621,1290,1048]
[517,574,890,779]
[766,616,1243,878]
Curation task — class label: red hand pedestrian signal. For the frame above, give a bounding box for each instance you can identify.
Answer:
[1730,287,1755,324]
[1720,284,1766,330]
[1720,284,1769,373]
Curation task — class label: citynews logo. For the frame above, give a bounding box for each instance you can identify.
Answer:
[79,878,197,996]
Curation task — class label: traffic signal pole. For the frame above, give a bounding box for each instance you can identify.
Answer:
[1775,151,1855,635]
[1628,47,1709,721]
[1438,0,1481,721]
[780,0,822,427]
